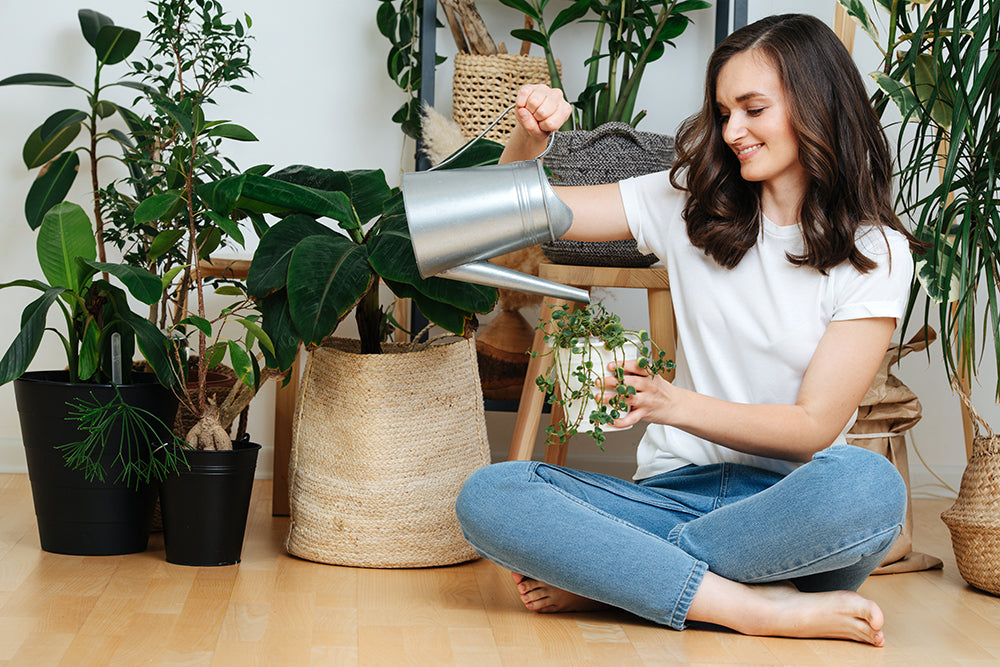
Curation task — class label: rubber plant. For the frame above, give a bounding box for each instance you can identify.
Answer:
[194,140,506,367]
[498,0,711,129]
[0,9,185,485]
[534,302,672,448]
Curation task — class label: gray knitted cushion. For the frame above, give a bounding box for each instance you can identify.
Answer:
[541,122,675,267]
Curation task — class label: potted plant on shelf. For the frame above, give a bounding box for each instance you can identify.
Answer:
[192,144,501,567]
[534,302,672,449]
[838,0,1000,594]
[499,0,710,267]
[0,9,184,556]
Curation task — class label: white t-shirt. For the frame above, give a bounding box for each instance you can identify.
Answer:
[618,171,914,479]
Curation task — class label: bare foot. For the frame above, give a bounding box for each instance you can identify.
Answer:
[689,573,887,647]
[510,572,608,613]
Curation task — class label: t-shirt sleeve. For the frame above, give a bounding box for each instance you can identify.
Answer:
[618,171,684,257]
[832,228,914,322]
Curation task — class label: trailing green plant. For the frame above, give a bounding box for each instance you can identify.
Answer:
[839,0,1000,398]
[60,385,188,488]
[377,0,445,139]
[498,0,711,129]
[534,302,673,448]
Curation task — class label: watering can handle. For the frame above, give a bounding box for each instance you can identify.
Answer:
[430,104,557,172]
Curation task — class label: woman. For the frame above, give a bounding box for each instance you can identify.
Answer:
[455,14,923,646]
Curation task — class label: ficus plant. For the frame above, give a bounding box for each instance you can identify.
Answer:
[534,302,673,448]
[498,0,711,129]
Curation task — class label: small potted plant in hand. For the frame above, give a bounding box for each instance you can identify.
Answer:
[534,302,673,449]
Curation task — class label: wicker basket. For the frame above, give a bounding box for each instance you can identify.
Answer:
[285,336,491,568]
[452,52,557,144]
[941,390,1000,596]
[540,122,674,267]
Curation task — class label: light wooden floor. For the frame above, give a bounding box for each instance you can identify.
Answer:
[0,474,997,666]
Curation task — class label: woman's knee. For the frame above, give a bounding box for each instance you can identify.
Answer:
[455,461,535,535]
[814,444,907,526]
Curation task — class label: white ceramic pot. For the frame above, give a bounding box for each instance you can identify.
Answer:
[555,336,640,433]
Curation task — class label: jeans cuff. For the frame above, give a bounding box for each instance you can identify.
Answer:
[667,559,708,630]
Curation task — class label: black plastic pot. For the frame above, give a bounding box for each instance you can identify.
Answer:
[13,370,178,556]
[159,438,261,566]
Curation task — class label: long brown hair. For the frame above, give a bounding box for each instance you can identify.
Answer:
[670,13,921,272]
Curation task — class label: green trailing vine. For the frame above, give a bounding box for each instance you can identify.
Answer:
[59,385,188,489]
[533,302,673,448]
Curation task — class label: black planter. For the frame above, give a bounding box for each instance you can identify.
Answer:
[160,438,261,566]
[13,371,178,556]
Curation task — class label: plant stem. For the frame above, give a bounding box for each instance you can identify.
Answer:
[356,278,383,354]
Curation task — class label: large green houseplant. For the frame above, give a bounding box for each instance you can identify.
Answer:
[0,2,269,561]
[0,8,186,555]
[839,0,1000,595]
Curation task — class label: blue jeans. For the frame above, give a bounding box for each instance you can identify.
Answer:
[455,444,906,630]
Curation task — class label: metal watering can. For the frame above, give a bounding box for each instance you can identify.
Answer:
[400,106,590,304]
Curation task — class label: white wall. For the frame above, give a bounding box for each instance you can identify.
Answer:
[0,1,988,494]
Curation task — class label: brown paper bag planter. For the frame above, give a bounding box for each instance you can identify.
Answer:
[846,328,943,574]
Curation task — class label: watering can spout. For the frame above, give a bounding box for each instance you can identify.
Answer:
[441,261,590,304]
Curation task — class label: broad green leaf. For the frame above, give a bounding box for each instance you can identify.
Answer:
[214,285,244,296]
[0,288,65,385]
[497,0,541,22]
[837,0,880,43]
[37,202,96,293]
[511,28,549,49]
[0,73,74,87]
[227,340,255,387]
[872,72,920,120]
[177,315,212,338]
[161,265,186,290]
[148,229,187,261]
[237,318,275,355]
[910,53,954,129]
[25,151,79,230]
[195,227,222,260]
[122,311,182,390]
[287,236,373,346]
[267,166,392,226]
[247,214,340,297]
[151,96,194,139]
[206,210,245,247]
[259,293,300,372]
[77,317,100,381]
[551,0,590,33]
[238,174,358,229]
[367,212,497,314]
[134,191,183,224]
[94,24,141,65]
[22,122,80,170]
[384,279,478,336]
[39,109,87,143]
[207,123,258,141]
[198,174,246,215]
[78,9,114,49]
[86,261,163,305]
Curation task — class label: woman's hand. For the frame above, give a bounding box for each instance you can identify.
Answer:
[513,84,572,140]
[596,360,678,429]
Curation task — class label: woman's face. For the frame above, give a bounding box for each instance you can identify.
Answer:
[715,50,805,193]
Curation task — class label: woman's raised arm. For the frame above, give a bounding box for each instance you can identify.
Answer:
[501,84,633,243]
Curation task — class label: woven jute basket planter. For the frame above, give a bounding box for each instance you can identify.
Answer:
[285,336,491,568]
[541,122,674,267]
[941,389,1000,596]
[452,52,557,144]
